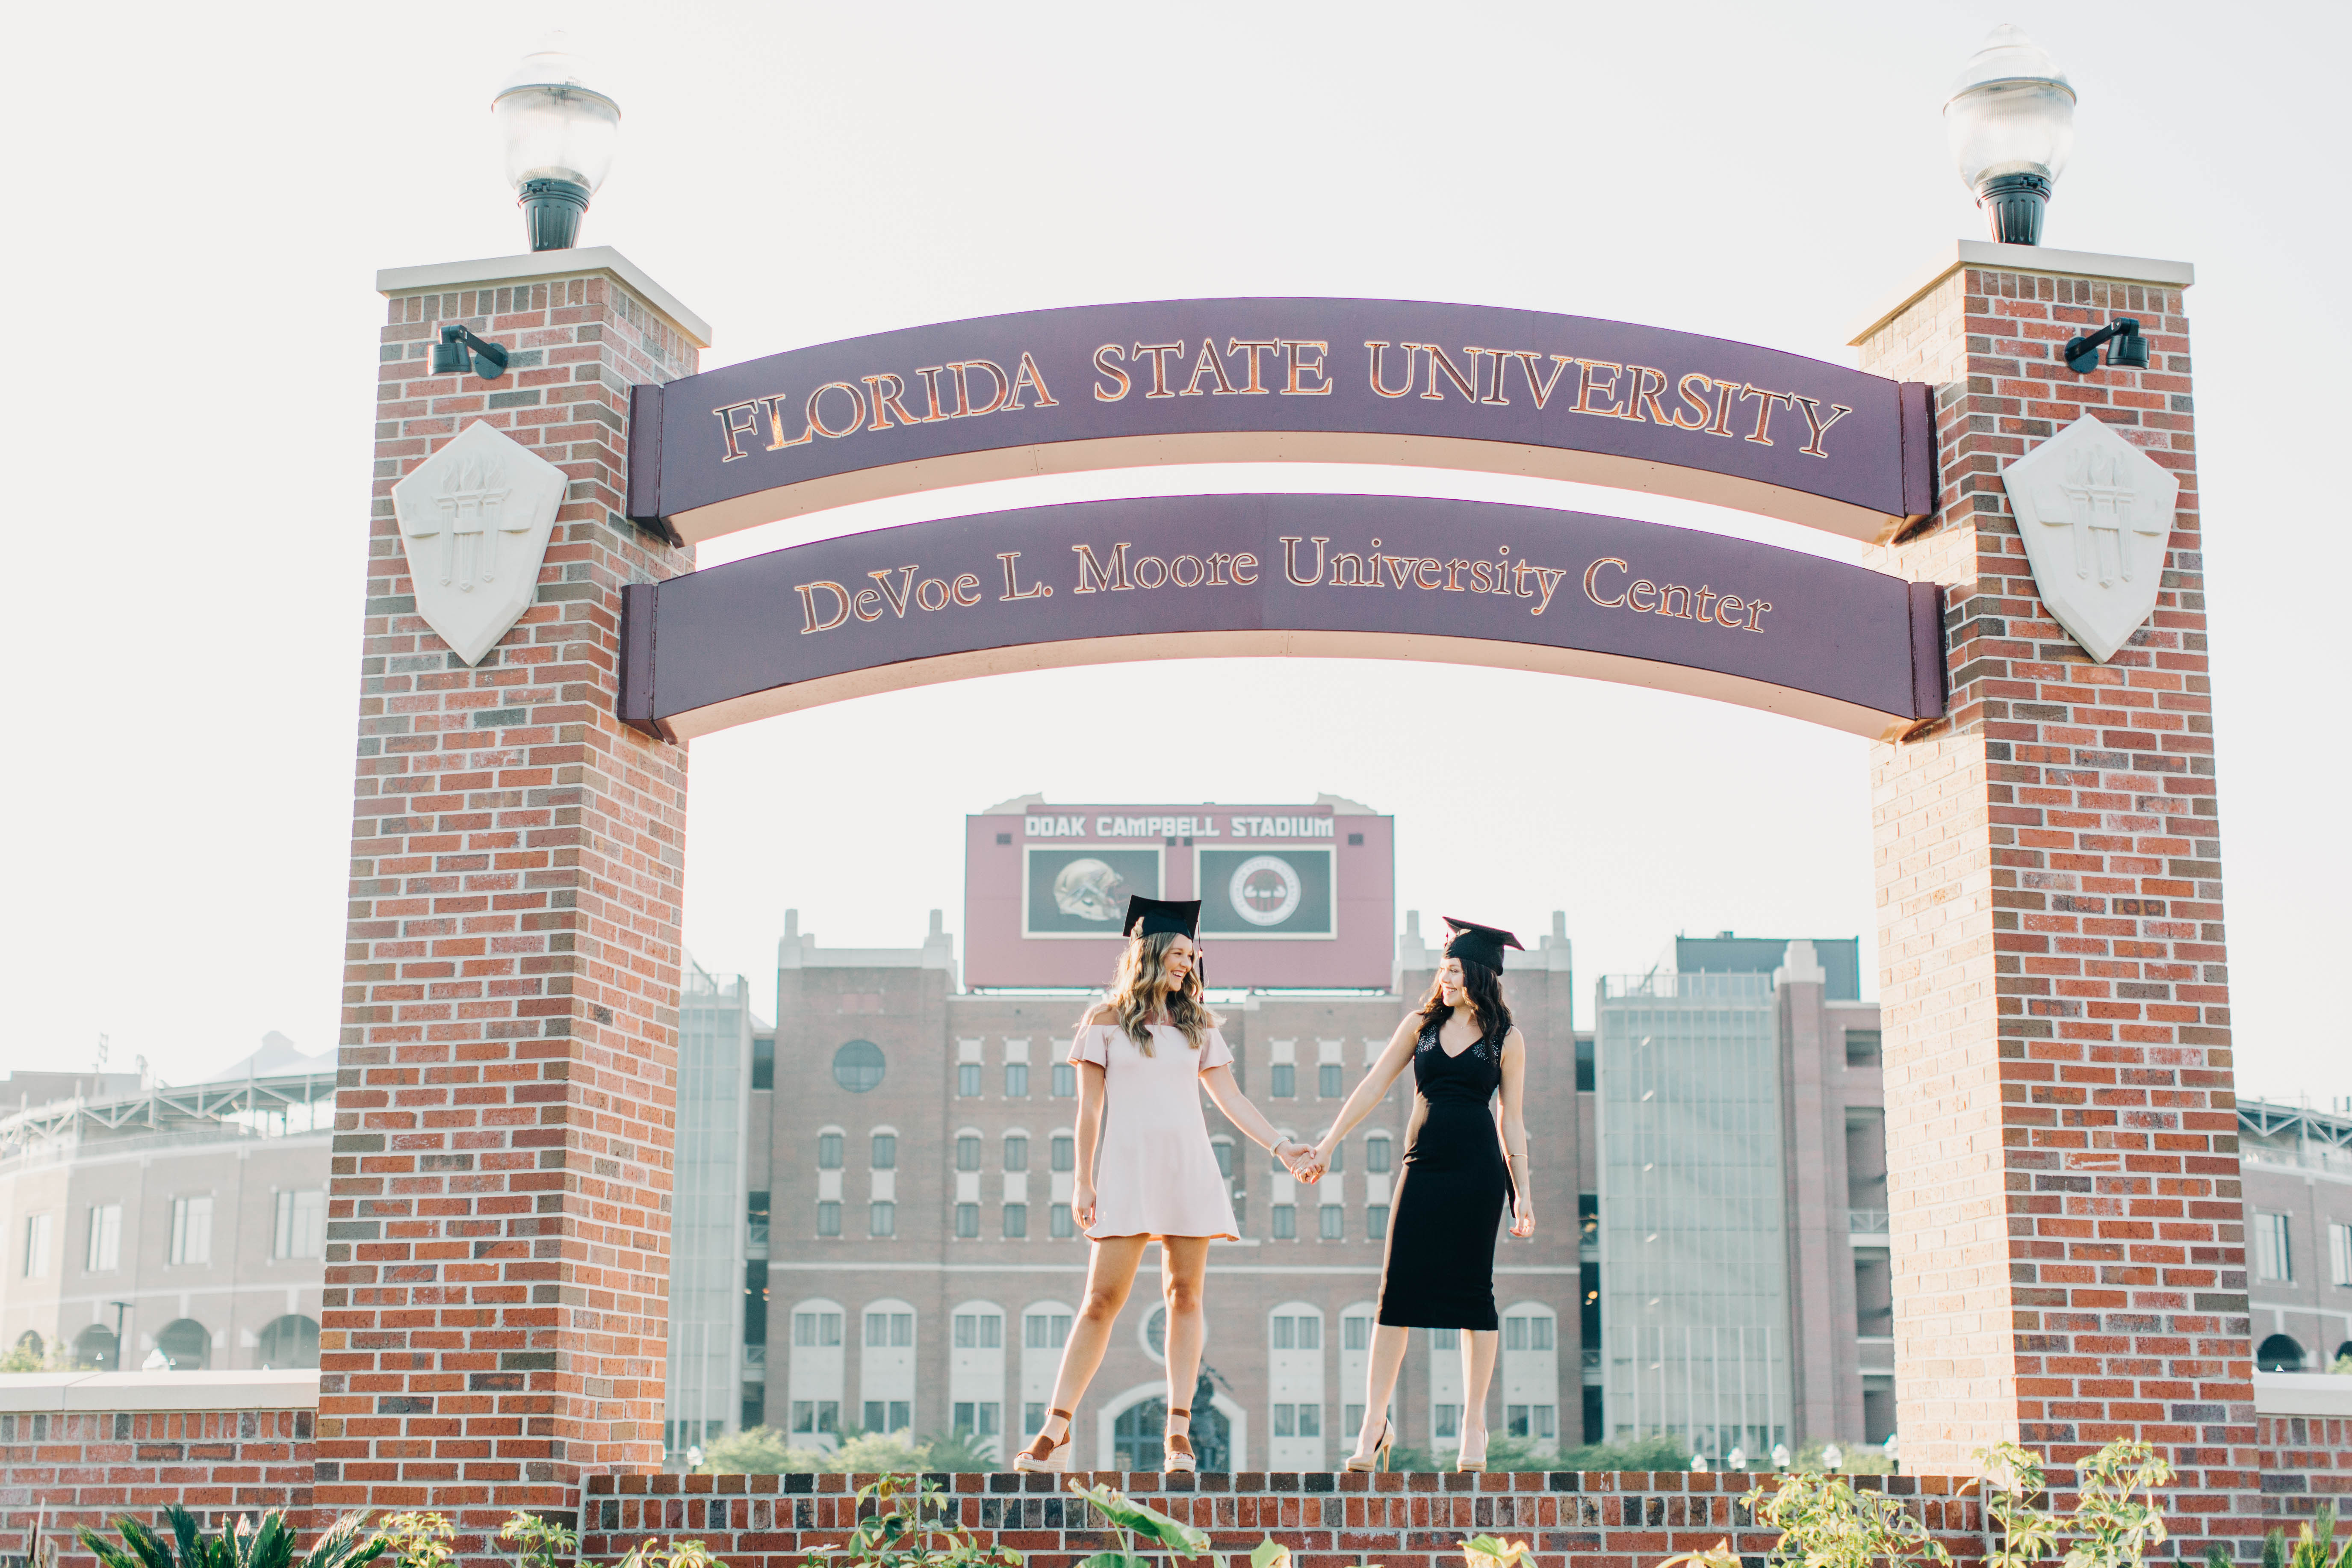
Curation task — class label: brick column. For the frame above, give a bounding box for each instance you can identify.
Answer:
[319,251,708,1533]
[1853,243,2253,1536]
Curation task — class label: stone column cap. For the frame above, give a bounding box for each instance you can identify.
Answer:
[377,245,711,348]
[1846,239,2195,346]
[0,1368,320,1412]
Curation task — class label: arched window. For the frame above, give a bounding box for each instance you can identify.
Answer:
[1019,1301,1075,1441]
[956,1131,982,1171]
[870,1128,898,1168]
[860,1297,918,1433]
[1004,1132,1030,1170]
[833,1039,885,1093]
[156,1317,211,1371]
[1365,1133,1393,1172]
[816,1126,845,1169]
[787,1297,846,1450]
[2255,1333,2305,1372]
[1266,1301,1327,1468]
[949,1299,1008,1457]
[257,1314,320,1370]
[72,1323,118,1370]
[14,1329,42,1360]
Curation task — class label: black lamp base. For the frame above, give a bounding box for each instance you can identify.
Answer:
[1974,172,2051,246]
[519,178,590,252]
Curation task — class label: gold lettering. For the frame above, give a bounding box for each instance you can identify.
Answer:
[1279,536,1328,587]
[1469,560,1496,594]
[868,565,918,618]
[862,374,916,431]
[1715,593,1744,626]
[1745,600,1772,632]
[1181,339,1236,396]
[914,366,957,422]
[1132,343,1184,399]
[1092,343,1131,402]
[714,400,762,461]
[1444,558,1472,591]
[1415,343,1476,402]
[1510,351,1577,410]
[1206,552,1235,585]
[997,551,1050,601]
[1170,554,1206,587]
[1707,380,1741,438]
[1529,567,1566,615]
[953,360,1010,417]
[1694,586,1718,622]
[1513,561,1536,598]
[1381,554,1419,590]
[1365,341,1418,399]
[1628,579,1659,612]
[1414,558,1446,589]
[1006,352,1058,410]
[951,573,983,606]
[1464,347,1510,405]
[915,577,950,612]
[1624,366,1670,425]
[1231,552,1258,585]
[1071,542,1133,593]
[1281,340,1332,395]
[1330,553,1371,587]
[1227,339,1280,393]
[1582,558,1629,607]
[1671,373,1713,431]
[1741,386,1794,446]
[763,394,816,449]
[853,587,884,623]
[795,580,850,632]
[808,382,867,439]
[1575,361,1626,416]
[1130,554,1169,588]
[1790,395,1853,458]
[1658,583,1693,619]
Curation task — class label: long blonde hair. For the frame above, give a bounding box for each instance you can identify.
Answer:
[1097,930,1216,1057]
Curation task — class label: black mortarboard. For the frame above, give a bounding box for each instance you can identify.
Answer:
[1124,895,1203,940]
[1442,916,1523,972]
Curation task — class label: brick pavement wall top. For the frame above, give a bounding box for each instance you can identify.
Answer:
[319,265,699,1533]
[1855,258,2252,1536]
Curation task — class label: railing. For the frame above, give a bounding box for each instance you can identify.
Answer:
[1601,972,1775,1001]
[1847,1209,1891,1235]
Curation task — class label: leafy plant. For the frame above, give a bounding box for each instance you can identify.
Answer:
[2257,1504,2349,1568]
[77,1506,385,1568]
[1065,1480,1211,1568]
[915,1429,999,1473]
[1973,1440,2173,1568]
[499,1514,578,1568]
[614,1542,723,1568]
[2332,1352,2352,1376]
[1741,1467,1954,1568]
[799,1473,1022,1568]
[376,1517,454,1568]
[1462,1537,1538,1568]
[695,1424,947,1475]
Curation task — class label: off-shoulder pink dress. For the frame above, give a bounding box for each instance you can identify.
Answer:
[1070,1023,1240,1241]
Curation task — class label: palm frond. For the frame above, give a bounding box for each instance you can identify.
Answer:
[302,1513,389,1568]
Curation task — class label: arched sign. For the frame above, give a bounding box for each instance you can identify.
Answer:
[618,494,1944,742]
[626,298,1936,546]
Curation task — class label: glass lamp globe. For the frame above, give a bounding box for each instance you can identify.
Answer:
[1943,23,2075,245]
[492,33,621,251]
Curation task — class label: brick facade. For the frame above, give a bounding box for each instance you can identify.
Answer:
[0,1409,313,1555]
[318,260,703,1537]
[1854,251,2252,1533]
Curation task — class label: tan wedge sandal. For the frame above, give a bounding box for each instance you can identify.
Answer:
[1014,1407,1073,1473]
[1343,1413,1394,1473]
[1162,1405,1196,1474]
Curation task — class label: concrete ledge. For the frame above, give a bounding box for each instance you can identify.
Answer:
[375,245,710,348]
[0,1369,319,1413]
[1847,239,2195,346]
[2254,1370,2352,1416]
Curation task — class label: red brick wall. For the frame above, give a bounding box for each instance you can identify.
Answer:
[2255,1414,2352,1511]
[1855,256,2251,1536]
[0,1409,313,1557]
[319,266,699,1530]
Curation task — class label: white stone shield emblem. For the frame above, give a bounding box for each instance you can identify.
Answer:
[2000,415,2179,663]
[390,421,569,665]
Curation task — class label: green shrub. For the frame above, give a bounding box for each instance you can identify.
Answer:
[78,1505,384,1568]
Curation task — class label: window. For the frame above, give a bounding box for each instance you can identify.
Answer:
[1051,1204,1074,1238]
[1004,1135,1029,1171]
[751,1036,775,1090]
[953,1401,1001,1436]
[2332,1223,2352,1287]
[1271,1063,1295,1098]
[1343,1316,1370,1351]
[959,1063,982,1096]
[743,1264,769,1344]
[22,1214,51,1278]
[1005,1063,1030,1098]
[865,1311,914,1347]
[865,1399,912,1431]
[870,1201,896,1237]
[1051,1134,1074,1172]
[1270,1314,1320,1349]
[1366,1205,1388,1240]
[956,1204,979,1238]
[794,1311,843,1346]
[2256,1211,2293,1282]
[817,1201,841,1236]
[1027,1312,1072,1349]
[1504,1314,1554,1351]
[168,1197,212,1266]
[1052,1063,1077,1098]
[954,1313,1003,1349]
[1319,1205,1344,1240]
[790,1400,839,1433]
[747,1191,771,1250]
[1433,1403,1460,1438]
[1272,1204,1296,1239]
[1319,1063,1342,1098]
[957,1134,981,1171]
[833,1039,885,1093]
[1505,1405,1557,1438]
[818,1132,844,1169]
[1574,1036,1595,1092]
[1004,1203,1029,1238]
[1366,1135,1392,1173]
[871,1133,897,1168]
[1271,1403,1320,1436]
[1843,1029,1883,1066]
[1213,1140,1234,1178]
[274,1190,326,1259]
[85,1204,121,1272]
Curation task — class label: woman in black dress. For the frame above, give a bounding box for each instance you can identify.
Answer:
[1303,917,1533,1471]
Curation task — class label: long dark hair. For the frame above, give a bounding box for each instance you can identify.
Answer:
[1417,954,1512,1043]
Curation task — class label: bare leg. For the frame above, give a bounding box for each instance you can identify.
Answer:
[1458,1327,1499,1464]
[1160,1236,1210,1453]
[1346,1324,1410,1464]
[1028,1234,1148,1460]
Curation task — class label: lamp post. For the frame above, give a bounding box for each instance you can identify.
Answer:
[493,34,620,251]
[1944,24,2075,245]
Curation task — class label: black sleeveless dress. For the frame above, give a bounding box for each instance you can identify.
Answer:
[1375,1015,1511,1329]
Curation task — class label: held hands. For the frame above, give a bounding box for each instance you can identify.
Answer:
[1275,1138,1325,1184]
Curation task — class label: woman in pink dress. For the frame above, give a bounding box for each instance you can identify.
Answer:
[1014,895,1314,1474]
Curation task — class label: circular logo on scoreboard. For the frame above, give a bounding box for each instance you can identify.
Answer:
[1228,855,1303,927]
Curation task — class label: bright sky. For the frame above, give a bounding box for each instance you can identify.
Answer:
[0,2,2343,1104]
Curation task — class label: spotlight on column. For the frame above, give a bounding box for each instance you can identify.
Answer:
[493,33,620,252]
[1944,24,2075,245]
[431,324,511,380]
[2064,317,2147,375]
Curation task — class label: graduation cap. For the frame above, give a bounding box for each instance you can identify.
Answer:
[1124,895,1203,940]
[1441,916,1523,972]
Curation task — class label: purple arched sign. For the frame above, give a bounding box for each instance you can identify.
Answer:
[618,494,1944,741]
[627,299,1935,546]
